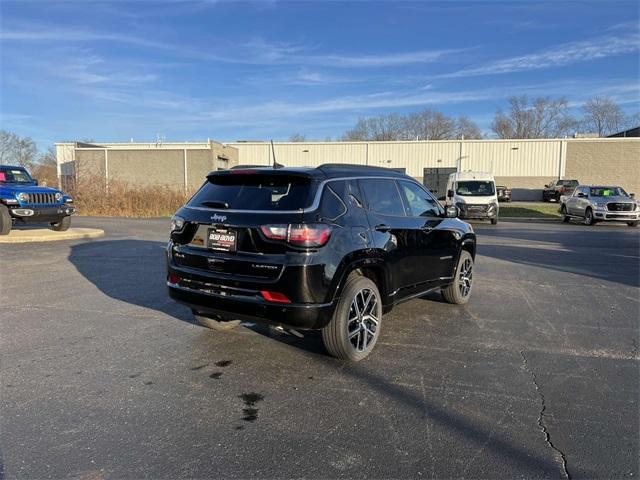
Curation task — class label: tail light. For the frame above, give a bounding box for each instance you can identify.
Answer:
[260,223,332,248]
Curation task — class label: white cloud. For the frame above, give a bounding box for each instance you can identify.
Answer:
[2,25,460,68]
[437,33,640,78]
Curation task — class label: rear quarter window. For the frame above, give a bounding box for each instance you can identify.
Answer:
[319,185,347,221]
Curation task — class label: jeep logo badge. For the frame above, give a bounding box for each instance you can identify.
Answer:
[211,214,227,223]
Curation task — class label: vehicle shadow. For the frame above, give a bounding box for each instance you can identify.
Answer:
[67,239,197,324]
[476,225,640,288]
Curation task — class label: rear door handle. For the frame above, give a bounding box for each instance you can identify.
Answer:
[375,224,391,233]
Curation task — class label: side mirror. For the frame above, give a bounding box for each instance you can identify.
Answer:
[630,193,636,199]
[445,205,458,218]
[577,192,586,198]
[33,179,38,186]
[447,189,454,199]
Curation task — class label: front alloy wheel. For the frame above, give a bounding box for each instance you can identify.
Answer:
[584,209,595,226]
[322,273,382,361]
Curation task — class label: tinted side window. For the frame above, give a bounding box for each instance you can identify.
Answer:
[398,180,442,217]
[360,178,405,216]
[319,184,347,221]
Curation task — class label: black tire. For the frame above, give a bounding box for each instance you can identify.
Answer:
[193,311,241,331]
[442,250,474,305]
[0,204,11,235]
[50,216,71,231]
[561,205,570,223]
[490,217,498,225]
[322,273,382,361]
[584,208,595,226]
[628,222,639,227]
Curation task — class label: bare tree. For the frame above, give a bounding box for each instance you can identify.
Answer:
[402,109,456,140]
[581,97,627,136]
[289,133,307,142]
[492,96,577,139]
[455,116,483,139]
[342,114,405,141]
[341,109,482,141]
[0,130,38,167]
[0,130,18,165]
[32,146,58,186]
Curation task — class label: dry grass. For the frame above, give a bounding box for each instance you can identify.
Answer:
[69,176,191,217]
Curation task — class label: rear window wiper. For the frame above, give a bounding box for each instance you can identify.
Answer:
[201,200,230,209]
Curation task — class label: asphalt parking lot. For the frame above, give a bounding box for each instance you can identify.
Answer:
[1,217,638,479]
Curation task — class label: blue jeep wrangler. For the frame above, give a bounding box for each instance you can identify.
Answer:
[0,165,75,235]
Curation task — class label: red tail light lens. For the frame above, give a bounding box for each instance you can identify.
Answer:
[261,291,291,303]
[168,274,180,284]
[288,224,332,247]
[260,223,332,248]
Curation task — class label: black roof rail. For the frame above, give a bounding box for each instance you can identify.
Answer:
[317,163,406,176]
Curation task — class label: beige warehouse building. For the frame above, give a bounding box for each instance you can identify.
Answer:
[56,137,640,200]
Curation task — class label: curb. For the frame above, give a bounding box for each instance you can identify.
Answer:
[0,228,105,243]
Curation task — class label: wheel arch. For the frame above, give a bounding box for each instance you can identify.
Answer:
[329,254,391,307]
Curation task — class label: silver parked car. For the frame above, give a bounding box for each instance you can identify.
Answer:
[560,185,639,227]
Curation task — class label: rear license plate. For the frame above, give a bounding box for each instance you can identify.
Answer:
[207,228,237,252]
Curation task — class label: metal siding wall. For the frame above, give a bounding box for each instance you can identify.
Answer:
[237,144,271,166]
[462,141,560,176]
[367,142,460,176]
[235,141,563,176]
[269,143,368,167]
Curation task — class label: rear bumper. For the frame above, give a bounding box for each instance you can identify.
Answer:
[167,279,336,330]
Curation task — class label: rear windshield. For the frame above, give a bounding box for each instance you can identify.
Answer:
[456,181,495,196]
[590,187,627,197]
[189,173,316,211]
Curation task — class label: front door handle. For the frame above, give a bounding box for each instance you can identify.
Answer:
[375,224,391,233]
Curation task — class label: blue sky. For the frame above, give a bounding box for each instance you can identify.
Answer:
[1,0,639,148]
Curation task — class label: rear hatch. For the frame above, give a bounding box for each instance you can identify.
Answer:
[171,169,321,280]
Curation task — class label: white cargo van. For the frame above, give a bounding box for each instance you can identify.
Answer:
[446,171,499,225]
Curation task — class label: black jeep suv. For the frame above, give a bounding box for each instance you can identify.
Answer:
[167,164,476,361]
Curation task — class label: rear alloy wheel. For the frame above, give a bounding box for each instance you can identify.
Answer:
[322,274,382,361]
[51,216,71,232]
[584,209,595,226]
[442,250,474,305]
[561,205,570,223]
[0,204,11,235]
[193,311,241,331]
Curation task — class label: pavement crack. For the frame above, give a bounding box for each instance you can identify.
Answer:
[519,350,570,479]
